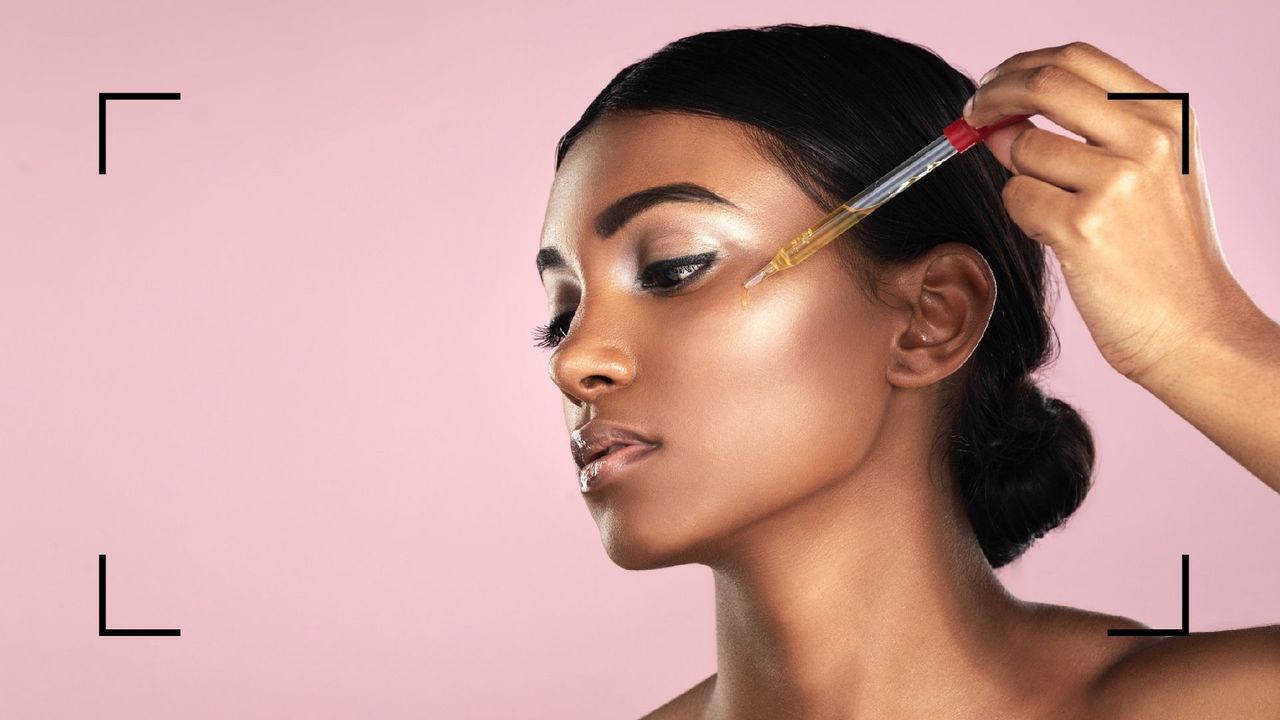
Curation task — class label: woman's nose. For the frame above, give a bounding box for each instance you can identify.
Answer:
[547,306,638,405]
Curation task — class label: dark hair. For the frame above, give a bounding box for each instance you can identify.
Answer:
[553,24,1094,569]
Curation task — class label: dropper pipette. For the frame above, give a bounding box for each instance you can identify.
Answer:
[740,113,1032,305]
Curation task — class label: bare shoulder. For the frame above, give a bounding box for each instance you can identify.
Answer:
[1016,602,1280,720]
[636,674,715,720]
[1082,621,1280,720]
[631,611,1280,720]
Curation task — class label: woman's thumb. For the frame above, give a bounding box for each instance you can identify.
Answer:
[980,119,1037,174]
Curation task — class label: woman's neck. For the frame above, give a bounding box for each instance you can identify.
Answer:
[700,430,1044,720]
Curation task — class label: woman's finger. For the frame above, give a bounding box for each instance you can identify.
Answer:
[997,173,1079,253]
[978,42,1177,128]
[1002,126,1119,192]
[980,42,1205,237]
[966,64,1149,153]
[980,42,1166,95]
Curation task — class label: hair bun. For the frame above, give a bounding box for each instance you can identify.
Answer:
[955,374,1096,569]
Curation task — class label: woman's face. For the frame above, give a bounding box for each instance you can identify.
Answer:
[536,112,904,569]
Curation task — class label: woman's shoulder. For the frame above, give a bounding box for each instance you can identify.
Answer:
[633,607,1280,720]
[1077,619,1280,719]
[1027,602,1280,720]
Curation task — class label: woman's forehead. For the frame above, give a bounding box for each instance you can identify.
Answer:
[559,114,763,187]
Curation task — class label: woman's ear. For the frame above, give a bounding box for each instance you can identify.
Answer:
[882,243,997,389]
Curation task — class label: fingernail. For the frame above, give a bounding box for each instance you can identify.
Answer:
[962,95,975,120]
[979,68,997,85]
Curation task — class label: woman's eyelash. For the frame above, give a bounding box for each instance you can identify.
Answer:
[532,309,574,349]
[532,251,718,349]
[638,251,718,292]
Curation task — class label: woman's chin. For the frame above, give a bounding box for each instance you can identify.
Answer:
[598,522,707,570]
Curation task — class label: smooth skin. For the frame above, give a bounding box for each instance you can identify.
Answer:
[536,41,1279,720]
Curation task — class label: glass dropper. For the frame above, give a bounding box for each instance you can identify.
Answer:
[740,113,1032,306]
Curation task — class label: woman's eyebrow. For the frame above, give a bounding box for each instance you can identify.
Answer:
[537,182,739,278]
[594,182,739,238]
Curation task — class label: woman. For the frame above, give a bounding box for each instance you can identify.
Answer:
[533,24,1280,719]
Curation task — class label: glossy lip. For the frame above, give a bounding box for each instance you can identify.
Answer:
[569,420,661,470]
[578,443,660,493]
[570,420,662,492]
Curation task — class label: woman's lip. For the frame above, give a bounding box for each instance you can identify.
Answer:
[579,443,659,493]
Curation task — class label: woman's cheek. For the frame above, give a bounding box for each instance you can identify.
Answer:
[733,268,887,481]
[672,292,836,485]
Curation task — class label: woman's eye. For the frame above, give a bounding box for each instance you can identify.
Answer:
[531,251,719,350]
[639,251,718,292]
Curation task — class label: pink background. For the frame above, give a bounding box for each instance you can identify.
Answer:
[2,1,1277,717]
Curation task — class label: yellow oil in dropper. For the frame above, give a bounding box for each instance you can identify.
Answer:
[738,202,878,308]
[737,113,1030,306]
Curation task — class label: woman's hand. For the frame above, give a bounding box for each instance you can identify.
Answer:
[962,41,1259,386]
[964,41,1280,492]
